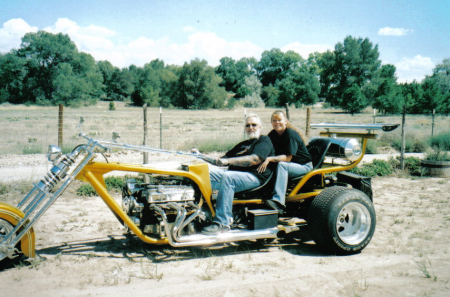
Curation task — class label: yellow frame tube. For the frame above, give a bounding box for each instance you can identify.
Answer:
[76,162,213,245]
[286,137,369,202]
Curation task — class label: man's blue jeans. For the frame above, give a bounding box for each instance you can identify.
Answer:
[209,165,261,227]
[273,162,313,206]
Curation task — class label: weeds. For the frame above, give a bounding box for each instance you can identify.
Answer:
[198,258,222,281]
[415,256,437,281]
[24,256,45,270]
[140,259,163,280]
[104,263,132,285]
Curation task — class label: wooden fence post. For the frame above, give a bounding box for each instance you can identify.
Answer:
[285,103,290,121]
[58,104,63,147]
[432,109,435,137]
[400,104,406,171]
[305,107,311,138]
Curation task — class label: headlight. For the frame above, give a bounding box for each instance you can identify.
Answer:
[327,138,362,161]
[47,145,62,161]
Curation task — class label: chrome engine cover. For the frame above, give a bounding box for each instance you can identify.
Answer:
[143,185,195,203]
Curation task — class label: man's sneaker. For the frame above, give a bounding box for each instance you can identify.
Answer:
[265,199,284,216]
[202,223,230,235]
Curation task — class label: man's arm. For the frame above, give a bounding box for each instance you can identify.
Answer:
[218,154,262,167]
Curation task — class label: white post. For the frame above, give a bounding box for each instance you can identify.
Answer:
[159,107,162,149]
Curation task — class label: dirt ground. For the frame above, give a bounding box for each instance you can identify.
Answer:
[0,153,449,297]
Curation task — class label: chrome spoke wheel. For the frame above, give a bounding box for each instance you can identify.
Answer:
[336,202,371,245]
[0,218,15,261]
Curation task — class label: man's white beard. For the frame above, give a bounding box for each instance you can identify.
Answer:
[247,131,260,139]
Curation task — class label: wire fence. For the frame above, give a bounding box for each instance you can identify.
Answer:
[0,101,448,155]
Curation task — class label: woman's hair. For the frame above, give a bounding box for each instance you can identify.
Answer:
[271,110,308,143]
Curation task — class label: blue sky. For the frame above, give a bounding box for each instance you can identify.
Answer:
[1,0,449,82]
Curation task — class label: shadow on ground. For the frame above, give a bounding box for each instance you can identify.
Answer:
[31,233,329,264]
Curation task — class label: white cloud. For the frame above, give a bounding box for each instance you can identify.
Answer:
[182,26,197,33]
[378,27,413,36]
[394,55,435,83]
[282,42,333,59]
[38,18,264,68]
[43,18,115,52]
[0,18,38,53]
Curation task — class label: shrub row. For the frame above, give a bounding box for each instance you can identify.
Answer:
[350,156,425,177]
[76,176,125,196]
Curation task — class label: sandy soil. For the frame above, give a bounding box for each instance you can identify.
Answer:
[0,154,449,297]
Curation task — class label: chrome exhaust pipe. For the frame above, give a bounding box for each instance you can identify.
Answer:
[150,205,278,247]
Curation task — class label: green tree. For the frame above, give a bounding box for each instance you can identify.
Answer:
[3,31,104,106]
[400,81,423,113]
[277,68,320,107]
[319,36,381,113]
[427,58,450,114]
[97,60,118,99]
[341,84,368,115]
[421,79,444,114]
[109,67,135,101]
[131,59,178,107]
[256,48,303,87]
[173,59,227,109]
[0,53,26,104]
[215,57,253,98]
[368,64,401,114]
[261,85,280,107]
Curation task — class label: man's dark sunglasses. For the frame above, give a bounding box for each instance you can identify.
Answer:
[245,124,258,128]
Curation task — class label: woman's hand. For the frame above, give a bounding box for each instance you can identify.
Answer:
[257,158,270,173]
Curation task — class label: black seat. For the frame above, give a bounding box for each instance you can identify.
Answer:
[289,138,332,183]
[306,138,333,170]
[234,172,274,199]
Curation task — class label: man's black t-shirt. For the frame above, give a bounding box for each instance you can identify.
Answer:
[268,128,312,165]
[224,135,274,182]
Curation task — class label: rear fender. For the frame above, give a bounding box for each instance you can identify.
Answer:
[0,202,36,258]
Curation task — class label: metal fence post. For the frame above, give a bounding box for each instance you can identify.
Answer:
[58,104,63,148]
[400,104,406,171]
[160,106,162,149]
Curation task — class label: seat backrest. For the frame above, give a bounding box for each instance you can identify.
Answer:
[306,138,332,169]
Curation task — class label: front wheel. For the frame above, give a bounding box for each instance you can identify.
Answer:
[308,186,376,255]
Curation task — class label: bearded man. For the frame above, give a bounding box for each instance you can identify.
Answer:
[201,113,275,234]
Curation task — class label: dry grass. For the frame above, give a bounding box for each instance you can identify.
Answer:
[1,102,448,154]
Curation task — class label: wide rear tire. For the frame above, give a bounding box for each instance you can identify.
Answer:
[308,186,376,255]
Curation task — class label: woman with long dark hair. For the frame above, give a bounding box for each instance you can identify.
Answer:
[257,110,313,214]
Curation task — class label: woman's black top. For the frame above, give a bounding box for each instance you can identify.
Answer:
[268,128,312,165]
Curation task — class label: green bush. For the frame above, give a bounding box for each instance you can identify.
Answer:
[390,137,429,153]
[426,147,450,161]
[400,156,425,176]
[76,176,125,196]
[76,184,97,196]
[109,102,116,111]
[429,132,450,150]
[350,159,393,177]
[351,156,427,177]
[105,176,124,189]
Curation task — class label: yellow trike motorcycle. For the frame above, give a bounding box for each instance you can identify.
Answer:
[0,122,398,265]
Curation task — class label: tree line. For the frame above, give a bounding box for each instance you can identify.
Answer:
[0,31,449,114]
